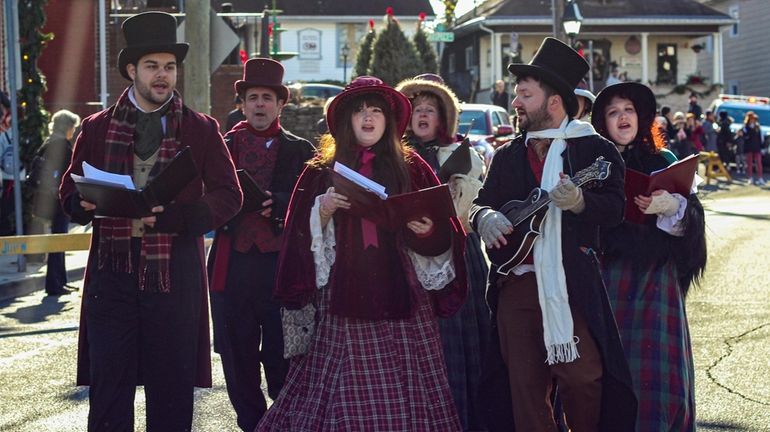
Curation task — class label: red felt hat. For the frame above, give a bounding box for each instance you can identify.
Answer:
[326,76,411,138]
[234,57,290,101]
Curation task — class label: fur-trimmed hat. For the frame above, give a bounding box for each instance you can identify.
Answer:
[395,75,461,139]
[508,37,588,118]
[117,12,189,81]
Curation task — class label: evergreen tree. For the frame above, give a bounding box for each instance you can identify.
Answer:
[354,20,376,78]
[413,13,437,74]
[18,0,52,231]
[369,9,421,86]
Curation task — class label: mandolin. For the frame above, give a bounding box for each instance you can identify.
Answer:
[486,156,612,275]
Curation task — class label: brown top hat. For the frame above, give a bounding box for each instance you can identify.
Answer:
[117,12,189,81]
[508,37,589,118]
[326,76,411,138]
[234,58,290,102]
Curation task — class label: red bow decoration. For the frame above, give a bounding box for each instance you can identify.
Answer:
[385,6,393,16]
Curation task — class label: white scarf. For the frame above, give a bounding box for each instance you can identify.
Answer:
[527,117,596,364]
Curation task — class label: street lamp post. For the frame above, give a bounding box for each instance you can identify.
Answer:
[341,43,350,83]
[562,0,583,48]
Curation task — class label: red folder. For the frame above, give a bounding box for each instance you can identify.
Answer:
[330,169,457,232]
[624,153,698,224]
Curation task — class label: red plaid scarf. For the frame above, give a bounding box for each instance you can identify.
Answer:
[98,87,183,292]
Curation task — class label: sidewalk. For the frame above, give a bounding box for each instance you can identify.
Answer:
[0,249,89,302]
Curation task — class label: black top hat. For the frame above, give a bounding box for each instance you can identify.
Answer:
[234,58,290,102]
[508,37,588,118]
[117,12,189,81]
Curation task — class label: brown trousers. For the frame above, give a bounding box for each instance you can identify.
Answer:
[497,272,602,432]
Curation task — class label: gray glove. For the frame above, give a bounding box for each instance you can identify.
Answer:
[550,178,585,213]
[477,209,513,248]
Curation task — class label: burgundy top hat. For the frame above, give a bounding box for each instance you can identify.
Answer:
[508,37,589,118]
[325,76,411,138]
[234,58,290,102]
[117,12,189,81]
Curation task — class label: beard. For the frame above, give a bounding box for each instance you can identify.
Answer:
[134,76,172,107]
[519,99,551,132]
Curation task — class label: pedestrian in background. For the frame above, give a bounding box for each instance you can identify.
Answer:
[687,92,702,119]
[703,110,718,153]
[224,94,246,132]
[736,111,765,185]
[397,73,489,430]
[592,81,706,432]
[490,79,509,112]
[32,109,80,296]
[716,111,735,170]
[257,76,468,430]
[686,112,704,153]
[207,57,315,431]
[59,12,241,431]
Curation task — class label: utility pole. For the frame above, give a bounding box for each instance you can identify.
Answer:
[552,0,567,43]
[183,0,211,114]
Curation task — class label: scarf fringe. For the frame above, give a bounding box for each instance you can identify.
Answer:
[545,339,580,365]
[139,266,172,293]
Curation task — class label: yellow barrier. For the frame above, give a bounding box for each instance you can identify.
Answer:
[0,233,214,255]
[699,151,732,185]
[0,233,92,255]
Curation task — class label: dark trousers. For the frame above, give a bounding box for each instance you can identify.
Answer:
[85,238,202,432]
[45,209,69,293]
[497,272,603,432]
[210,247,288,432]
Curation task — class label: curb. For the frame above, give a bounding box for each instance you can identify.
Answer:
[0,265,86,302]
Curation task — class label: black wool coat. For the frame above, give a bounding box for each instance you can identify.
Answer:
[469,132,638,432]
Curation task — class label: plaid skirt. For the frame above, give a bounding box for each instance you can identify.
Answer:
[437,233,491,431]
[604,259,695,432]
[256,280,461,431]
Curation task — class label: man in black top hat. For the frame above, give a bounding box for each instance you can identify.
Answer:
[59,11,242,431]
[469,37,636,431]
[207,57,315,431]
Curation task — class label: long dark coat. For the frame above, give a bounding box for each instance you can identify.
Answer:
[60,104,242,388]
[469,133,638,432]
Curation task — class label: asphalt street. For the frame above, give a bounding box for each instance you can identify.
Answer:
[0,182,768,431]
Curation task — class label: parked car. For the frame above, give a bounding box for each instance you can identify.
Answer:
[708,94,770,166]
[288,83,344,105]
[458,103,515,166]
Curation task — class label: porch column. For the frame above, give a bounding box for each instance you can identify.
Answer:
[641,32,649,84]
[492,32,503,86]
[712,31,722,84]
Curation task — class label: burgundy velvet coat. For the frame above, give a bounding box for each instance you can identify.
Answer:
[274,153,468,318]
[60,103,242,388]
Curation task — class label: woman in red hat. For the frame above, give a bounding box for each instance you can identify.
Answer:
[257,76,467,430]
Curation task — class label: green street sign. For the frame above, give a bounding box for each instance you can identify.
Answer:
[435,23,446,32]
[428,32,455,42]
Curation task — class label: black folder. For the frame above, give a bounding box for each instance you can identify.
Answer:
[330,169,456,232]
[74,147,198,218]
[436,138,473,183]
[236,169,271,213]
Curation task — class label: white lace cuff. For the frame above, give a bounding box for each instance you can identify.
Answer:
[407,247,456,291]
[656,193,687,237]
[310,196,336,288]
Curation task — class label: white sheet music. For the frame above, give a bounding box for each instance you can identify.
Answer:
[333,161,388,199]
[72,161,136,190]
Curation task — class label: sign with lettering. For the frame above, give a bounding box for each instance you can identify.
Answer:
[298,29,322,60]
[428,32,455,43]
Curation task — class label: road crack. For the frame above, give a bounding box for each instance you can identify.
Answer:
[706,323,770,406]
